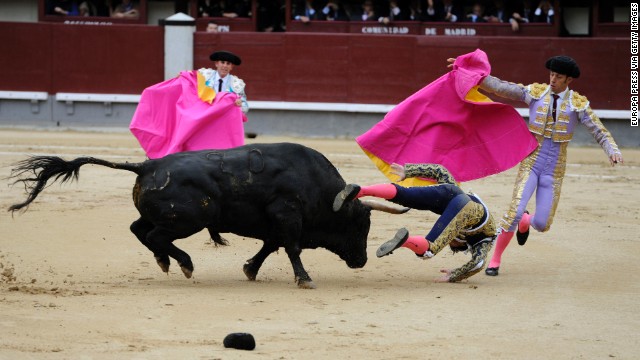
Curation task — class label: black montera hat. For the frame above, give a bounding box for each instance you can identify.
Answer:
[545,55,580,78]
[209,50,242,65]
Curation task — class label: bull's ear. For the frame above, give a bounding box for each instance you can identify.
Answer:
[359,199,410,214]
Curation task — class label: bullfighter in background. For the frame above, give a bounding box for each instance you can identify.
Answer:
[130,50,248,159]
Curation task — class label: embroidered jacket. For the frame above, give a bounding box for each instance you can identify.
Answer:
[404,163,496,282]
[480,76,621,157]
[197,68,249,114]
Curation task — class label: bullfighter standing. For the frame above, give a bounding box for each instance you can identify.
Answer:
[333,162,496,283]
[443,55,624,276]
[130,50,248,159]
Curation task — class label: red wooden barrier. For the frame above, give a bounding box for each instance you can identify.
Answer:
[195,32,630,110]
[0,22,163,95]
[0,21,630,110]
[0,22,53,92]
[50,23,163,94]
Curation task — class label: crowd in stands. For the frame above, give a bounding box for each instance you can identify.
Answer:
[197,0,252,18]
[44,0,555,32]
[233,0,553,32]
[46,0,139,18]
[288,0,554,27]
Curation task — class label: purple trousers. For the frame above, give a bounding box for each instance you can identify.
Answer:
[500,136,568,232]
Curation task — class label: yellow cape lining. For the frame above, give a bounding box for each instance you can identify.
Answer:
[197,71,216,104]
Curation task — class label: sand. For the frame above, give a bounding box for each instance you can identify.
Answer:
[0,129,639,359]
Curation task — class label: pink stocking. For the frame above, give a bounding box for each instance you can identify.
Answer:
[488,231,514,268]
[401,236,430,255]
[357,183,397,200]
[519,212,532,233]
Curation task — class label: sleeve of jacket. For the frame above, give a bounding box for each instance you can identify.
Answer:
[231,76,249,114]
[447,240,492,282]
[573,93,621,157]
[480,75,528,103]
[403,163,457,184]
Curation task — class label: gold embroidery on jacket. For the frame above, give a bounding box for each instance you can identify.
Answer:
[448,241,493,282]
[404,163,456,185]
[570,91,589,111]
[429,202,486,255]
[529,83,549,99]
[557,113,570,123]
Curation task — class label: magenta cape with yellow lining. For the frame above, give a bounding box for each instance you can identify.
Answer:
[356,49,537,186]
[130,70,245,159]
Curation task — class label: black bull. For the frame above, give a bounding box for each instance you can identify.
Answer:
[8,143,404,289]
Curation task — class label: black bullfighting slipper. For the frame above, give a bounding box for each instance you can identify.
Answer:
[223,332,256,351]
[516,210,530,246]
[485,267,499,276]
[332,184,361,212]
[376,228,409,258]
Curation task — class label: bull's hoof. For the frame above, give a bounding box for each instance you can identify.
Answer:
[296,278,317,289]
[180,265,193,279]
[243,263,258,281]
[155,256,170,273]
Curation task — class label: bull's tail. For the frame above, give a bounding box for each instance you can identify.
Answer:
[8,155,143,213]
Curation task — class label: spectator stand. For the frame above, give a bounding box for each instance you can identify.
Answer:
[591,0,629,37]
[191,1,257,32]
[39,0,147,25]
[194,17,255,32]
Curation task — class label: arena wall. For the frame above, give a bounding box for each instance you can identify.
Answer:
[0,21,634,146]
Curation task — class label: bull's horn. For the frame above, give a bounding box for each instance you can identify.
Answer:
[360,199,410,214]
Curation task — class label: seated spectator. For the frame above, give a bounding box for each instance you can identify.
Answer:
[223,0,251,18]
[111,0,139,18]
[79,1,92,16]
[293,0,322,23]
[485,0,520,31]
[510,0,535,27]
[378,0,411,24]
[257,0,286,31]
[321,1,349,21]
[47,0,80,16]
[409,0,422,20]
[206,21,220,32]
[422,0,462,22]
[466,2,487,23]
[90,0,111,16]
[350,0,376,21]
[485,0,507,22]
[198,0,220,17]
[533,0,554,23]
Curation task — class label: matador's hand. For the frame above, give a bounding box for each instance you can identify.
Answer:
[390,163,406,181]
[434,269,452,283]
[447,58,456,68]
[235,99,242,107]
[610,153,623,166]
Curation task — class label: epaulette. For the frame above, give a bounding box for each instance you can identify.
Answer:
[197,67,214,78]
[231,76,245,93]
[528,83,550,100]
[569,90,590,111]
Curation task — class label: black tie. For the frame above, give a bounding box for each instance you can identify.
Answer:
[218,79,223,92]
[551,94,559,121]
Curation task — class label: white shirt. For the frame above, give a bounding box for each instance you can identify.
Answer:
[551,88,568,119]
[211,73,230,92]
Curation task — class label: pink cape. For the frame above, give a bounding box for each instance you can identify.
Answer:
[130,70,245,159]
[356,49,538,183]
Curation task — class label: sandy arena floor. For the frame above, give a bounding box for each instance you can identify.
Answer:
[0,129,639,359]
